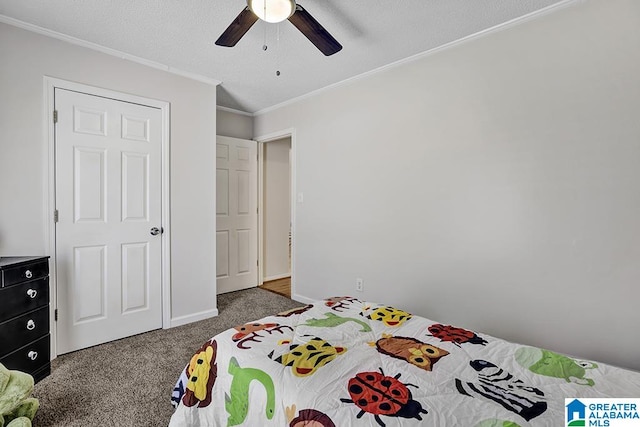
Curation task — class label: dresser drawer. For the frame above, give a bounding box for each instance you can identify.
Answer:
[0,334,50,375]
[0,306,50,358]
[1,260,48,287]
[0,277,49,322]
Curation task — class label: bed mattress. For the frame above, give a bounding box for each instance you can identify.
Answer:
[169,296,640,426]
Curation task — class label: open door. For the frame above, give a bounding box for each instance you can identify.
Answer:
[216,136,258,294]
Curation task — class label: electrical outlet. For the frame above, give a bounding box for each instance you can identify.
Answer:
[356,278,364,292]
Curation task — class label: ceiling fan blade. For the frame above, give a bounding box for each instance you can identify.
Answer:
[215,7,259,47]
[288,4,342,56]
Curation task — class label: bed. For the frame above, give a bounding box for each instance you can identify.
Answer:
[169,296,640,426]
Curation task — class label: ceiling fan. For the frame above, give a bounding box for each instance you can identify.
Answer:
[215,0,342,56]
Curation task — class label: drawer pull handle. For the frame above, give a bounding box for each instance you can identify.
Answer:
[25,269,33,279]
[27,351,38,361]
[26,319,36,330]
[26,289,38,298]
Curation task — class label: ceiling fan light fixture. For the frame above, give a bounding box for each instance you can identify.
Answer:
[247,0,295,23]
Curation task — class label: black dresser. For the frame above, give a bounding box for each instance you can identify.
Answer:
[0,256,51,382]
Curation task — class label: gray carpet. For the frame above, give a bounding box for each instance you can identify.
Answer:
[32,288,301,427]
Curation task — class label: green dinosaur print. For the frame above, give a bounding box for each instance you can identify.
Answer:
[515,347,597,386]
[303,312,372,332]
[225,357,275,426]
[476,420,522,427]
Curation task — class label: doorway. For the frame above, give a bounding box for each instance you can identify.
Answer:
[258,136,292,298]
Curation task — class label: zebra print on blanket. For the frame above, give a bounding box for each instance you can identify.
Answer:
[455,359,547,421]
[171,369,189,408]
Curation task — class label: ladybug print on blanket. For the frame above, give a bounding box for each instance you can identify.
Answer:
[340,368,428,427]
[427,323,488,346]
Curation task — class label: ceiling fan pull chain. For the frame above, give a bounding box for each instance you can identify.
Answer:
[263,1,268,50]
[276,23,281,76]
[263,20,268,51]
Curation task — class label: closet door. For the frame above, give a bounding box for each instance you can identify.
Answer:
[55,88,163,354]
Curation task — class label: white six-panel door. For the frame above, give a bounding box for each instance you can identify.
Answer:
[55,88,163,354]
[216,136,258,294]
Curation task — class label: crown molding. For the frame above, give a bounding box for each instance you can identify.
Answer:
[253,0,580,116]
[0,15,221,86]
[216,105,254,117]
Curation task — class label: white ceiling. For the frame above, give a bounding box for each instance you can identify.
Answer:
[0,0,567,114]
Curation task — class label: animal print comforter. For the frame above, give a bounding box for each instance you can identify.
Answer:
[169,297,640,426]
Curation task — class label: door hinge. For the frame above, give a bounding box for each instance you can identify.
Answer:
[54,309,58,321]
[53,210,59,223]
[53,110,58,124]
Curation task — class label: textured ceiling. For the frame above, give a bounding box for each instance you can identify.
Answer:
[0,0,567,114]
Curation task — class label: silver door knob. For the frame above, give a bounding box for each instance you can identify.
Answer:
[150,227,163,236]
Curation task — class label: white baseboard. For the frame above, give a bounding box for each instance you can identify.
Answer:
[169,308,219,328]
[291,293,315,305]
[263,273,291,282]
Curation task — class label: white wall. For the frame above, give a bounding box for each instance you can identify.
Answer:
[216,108,253,140]
[255,0,640,371]
[0,22,218,324]
[263,137,291,280]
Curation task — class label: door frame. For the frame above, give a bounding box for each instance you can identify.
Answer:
[43,77,171,359]
[255,128,296,298]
